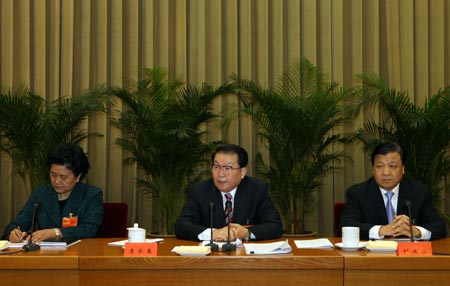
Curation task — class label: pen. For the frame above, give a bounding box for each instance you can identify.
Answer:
[18,225,25,238]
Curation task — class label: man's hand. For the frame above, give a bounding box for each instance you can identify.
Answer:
[379,214,421,238]
[229,223,249,240]
[212,223,249,241]
[212,226,237,241]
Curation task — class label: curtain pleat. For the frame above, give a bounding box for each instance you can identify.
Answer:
[1,0,449,236]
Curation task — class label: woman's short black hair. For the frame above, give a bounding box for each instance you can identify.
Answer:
[47,144,90,180]
[211,144,249,168]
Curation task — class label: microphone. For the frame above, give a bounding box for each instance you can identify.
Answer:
[222,200,236,254]
[404,200,414,242]
[206,202,219,252]
[23,202,40,252]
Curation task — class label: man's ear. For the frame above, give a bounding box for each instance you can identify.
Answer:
[240,167,248,179]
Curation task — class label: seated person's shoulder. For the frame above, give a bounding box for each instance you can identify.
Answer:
[347,178,373,192]
[240,176,268,190]
[401,177,428,190]
[76,183,103,197]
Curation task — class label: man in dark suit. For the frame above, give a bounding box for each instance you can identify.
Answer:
[340,142,447,240]
[174,144,283,241]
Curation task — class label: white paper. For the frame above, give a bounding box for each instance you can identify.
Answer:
[294,238,334,249]
[40,239,81,248]
[107,238,164,246]
[243,240,292,255]
[8,239,82,249]
[7,241,27,248]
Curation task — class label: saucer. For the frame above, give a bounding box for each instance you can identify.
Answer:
[335,242,366,251]
[176,250,211,256]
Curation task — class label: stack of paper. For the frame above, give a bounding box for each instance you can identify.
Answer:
[243,240,291,255]
[7,238,82,250]
[294,238,334,249]
[0,240,8,251]
[7,241,27,249]
[172,246,211,256]
[40,238,81,248]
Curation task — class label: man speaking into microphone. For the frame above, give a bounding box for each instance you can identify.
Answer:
[175,144,283,241]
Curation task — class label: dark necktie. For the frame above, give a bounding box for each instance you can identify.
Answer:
[385,192,395,223]
[224,193,233,224]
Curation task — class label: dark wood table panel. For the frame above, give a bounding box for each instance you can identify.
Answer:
[78,238,343,286]
[80,269,342,286]
[342,238,450,286]
[0,248,79,286]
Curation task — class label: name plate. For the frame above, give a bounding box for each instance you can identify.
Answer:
[124,242,158,256]
[397,242,432,256]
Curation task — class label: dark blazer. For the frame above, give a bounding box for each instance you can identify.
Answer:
[339,177,447,240]
[174,176,283,241]
[2,183,104,240]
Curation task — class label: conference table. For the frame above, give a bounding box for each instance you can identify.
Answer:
[341,238,450,286]
[0,237,450,286]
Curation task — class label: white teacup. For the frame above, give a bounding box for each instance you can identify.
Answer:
[127,223,146,242]
[342,226,360,247]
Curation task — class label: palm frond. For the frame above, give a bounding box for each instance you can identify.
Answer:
[355,73,450,204]
[0,85,110,192]
[232,58,357,234]
[110,67,230,235]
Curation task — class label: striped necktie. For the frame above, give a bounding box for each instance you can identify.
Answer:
[224,193,233,224]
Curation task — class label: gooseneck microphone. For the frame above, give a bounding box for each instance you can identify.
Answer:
[206,202,219,252]
[405,200,414,242]
[23,202,40,252]
[222,200,236,254]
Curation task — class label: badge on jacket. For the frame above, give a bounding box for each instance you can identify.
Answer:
[62,213,78,228]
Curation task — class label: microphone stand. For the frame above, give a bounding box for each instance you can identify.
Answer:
[405,200,414,242]
[206,202,219,252]
[23,202,40,252]
[222,208,236,254]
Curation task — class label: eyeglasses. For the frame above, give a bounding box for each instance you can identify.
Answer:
[211,164,241,175]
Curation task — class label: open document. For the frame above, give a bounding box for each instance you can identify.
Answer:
[294,238,334,249]
[243,240,292,255]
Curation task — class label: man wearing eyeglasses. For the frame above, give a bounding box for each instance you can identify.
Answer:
[174,144,283,241]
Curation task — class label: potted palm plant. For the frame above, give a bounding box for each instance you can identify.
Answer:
[354,73,450,213]
[231,58,357,235]
[0,85,110,192]
[110,67,233,235]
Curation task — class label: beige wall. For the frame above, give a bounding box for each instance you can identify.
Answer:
[1,0,449,237]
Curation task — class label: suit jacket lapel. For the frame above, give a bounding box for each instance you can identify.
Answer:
[41,187,62,227]
[232,186,246,223]
[397,178,411,216]
[62,184,83,217]
[211,186,226,226]
[368,178,390,223]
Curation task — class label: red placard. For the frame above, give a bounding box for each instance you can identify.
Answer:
[397,242,432,256]
[124,242,158,256]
